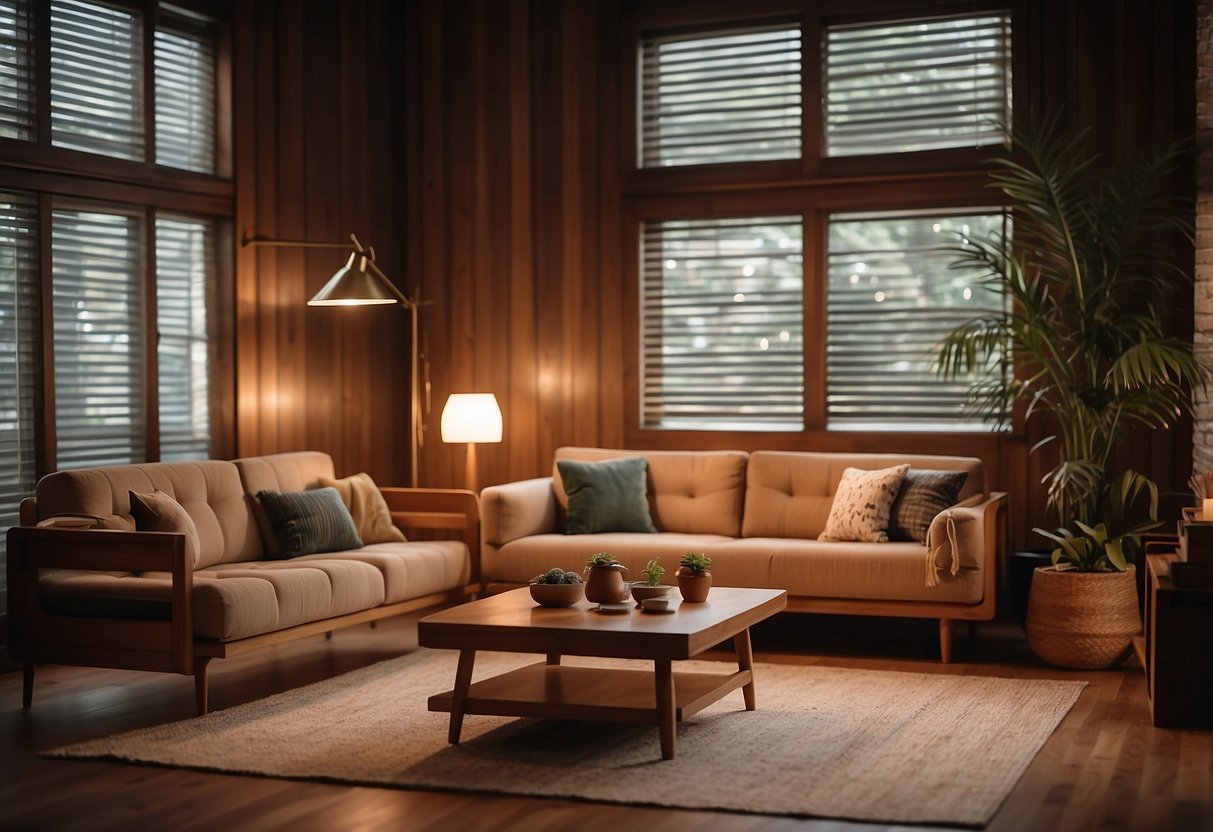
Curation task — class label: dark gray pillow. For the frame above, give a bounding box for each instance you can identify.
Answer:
[256,487,364,558]
[888,469,969,543]
[557,456,657,535]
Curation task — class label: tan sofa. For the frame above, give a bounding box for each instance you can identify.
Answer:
[481,447,1007,661]
[7,451,479,714]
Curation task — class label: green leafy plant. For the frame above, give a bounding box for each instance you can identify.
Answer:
[937,117,1206,570]
[1036,470,1160,571]
[679,552,711,573]
[641,558,665,586]
[531,567,583,585]
[585,552,624,571]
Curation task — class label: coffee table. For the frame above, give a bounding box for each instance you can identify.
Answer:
[418,586,786,759]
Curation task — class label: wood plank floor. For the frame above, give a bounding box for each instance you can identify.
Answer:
[1,611,1210,832]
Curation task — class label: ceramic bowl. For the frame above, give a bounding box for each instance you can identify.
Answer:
[529,582,584,608]
[630,584,674,608]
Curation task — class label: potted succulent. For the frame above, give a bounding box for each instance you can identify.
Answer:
[937,117,1207,668]
[529,567,584,608]
[630,558,673,608]
[676,552,712,603]
[583,552,629,604]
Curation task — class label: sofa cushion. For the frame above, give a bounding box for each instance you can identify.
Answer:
[129,489,202,566]
[293,541,471,604]
[33,460,261,568]
[889,469,969,543]
[554,447,748,537]
[256,487,364,558]
[236,451,339,557]
[557,457,657,534]
[483,532,736,585]
[818,465,909,543]
[317,472,406,544]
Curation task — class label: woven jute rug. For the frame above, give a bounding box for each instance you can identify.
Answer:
[49,650,1085,827]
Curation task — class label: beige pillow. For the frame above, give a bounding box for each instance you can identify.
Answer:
[129,490,202,565]
[316,472,406,544]
[817,465,910,543]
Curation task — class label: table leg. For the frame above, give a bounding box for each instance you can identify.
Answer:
[546,653,561,665]
[655,657,676,760]
[735,627,756,710]
[448,649,477,744]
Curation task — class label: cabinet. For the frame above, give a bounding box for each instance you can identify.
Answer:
[1141,554,1213,729]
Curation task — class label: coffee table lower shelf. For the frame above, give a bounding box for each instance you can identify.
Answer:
[429,661,751,728]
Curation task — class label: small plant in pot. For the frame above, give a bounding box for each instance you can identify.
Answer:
[631,558,673,608]
[677,552,712,603]
[584,552,629,604]
[529,567,584,608]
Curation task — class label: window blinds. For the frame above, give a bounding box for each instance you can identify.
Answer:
[642,216,804,429]
[640,24,801,168]
[826,210,1007,428]
[0,0,34,140]
[824,14,1011,157]
[52,208,146,468]
[155,216,211,460]
[50,0,145,160]
[154,15,216,173]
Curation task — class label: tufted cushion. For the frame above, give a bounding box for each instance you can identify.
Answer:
[553,447,748,537]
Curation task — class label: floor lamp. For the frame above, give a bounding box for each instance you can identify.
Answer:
[241,232,429,486]
[440,393,502,493]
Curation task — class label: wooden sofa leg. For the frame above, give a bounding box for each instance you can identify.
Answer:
[194,657,212,716]
[939,619,953,664]
[22,662,34,709]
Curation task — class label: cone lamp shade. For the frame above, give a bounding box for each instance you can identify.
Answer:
[308,252,407,306]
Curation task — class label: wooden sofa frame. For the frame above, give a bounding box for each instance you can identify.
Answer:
[7,487,480,715]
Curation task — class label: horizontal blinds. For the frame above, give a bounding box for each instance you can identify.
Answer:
[155,216,210,460]
[52,207,146,468]
[0,0,34,140]
[642,216,803,430]
[825,14,1011,157]
[50,0,145,160]
[641,24,801,168]
[154,15,216,173]
[0,192,40,614]
[826,210,1007,429]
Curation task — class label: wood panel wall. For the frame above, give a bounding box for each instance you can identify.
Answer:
[234,0,1196,547]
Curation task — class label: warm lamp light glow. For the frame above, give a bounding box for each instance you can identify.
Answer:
[441,394,503,444]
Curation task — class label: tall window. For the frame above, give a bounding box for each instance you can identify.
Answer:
[642,217,804,429]
[155,14,217,173]
[0,0,35,140]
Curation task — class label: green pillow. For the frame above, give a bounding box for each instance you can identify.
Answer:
[256,487,364,558]
[557,457,657,535]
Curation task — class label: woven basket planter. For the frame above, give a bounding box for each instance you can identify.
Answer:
[1025,565,1140,670]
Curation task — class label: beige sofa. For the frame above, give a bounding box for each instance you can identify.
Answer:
[481,447,1007,661]
[7,451,478,714]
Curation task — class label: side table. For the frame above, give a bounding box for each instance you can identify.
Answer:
[1140,553,1213,729]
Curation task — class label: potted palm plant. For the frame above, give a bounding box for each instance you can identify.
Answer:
[937,117,1206,668]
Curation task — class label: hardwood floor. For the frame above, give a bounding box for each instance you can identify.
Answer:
[1,611,1210,832]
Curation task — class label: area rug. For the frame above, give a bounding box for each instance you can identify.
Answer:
[48,650,1085,827]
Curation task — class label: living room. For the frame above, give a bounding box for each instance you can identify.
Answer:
[2,0,1211,829]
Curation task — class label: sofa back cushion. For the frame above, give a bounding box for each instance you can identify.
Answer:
[553,447,748,537]
[743,451,985,540]
[234,451,339,557]
[32,460,261,568]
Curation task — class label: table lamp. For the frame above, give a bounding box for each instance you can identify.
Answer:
[440,393,502,492]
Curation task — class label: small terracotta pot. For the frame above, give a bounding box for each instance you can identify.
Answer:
[676,567,711,603]
[630,584,673,608]
[584,565,629,604]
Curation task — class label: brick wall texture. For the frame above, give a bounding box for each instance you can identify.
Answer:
[1196,0,1213,473]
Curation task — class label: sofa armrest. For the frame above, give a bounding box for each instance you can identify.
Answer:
[6,526,194,671]
[925,492,1007,590]
[480,477,559,548]
[379,487,480,580]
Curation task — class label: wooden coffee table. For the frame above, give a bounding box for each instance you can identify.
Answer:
[418,586,786,759]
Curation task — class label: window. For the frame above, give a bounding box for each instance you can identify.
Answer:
[156,216,211,459]
[155,14,217,172]
[642,216,804,429]
[640,24,801,167]
[824,14,1012,157]
[0,0,35,140]
[826,210,1008,428]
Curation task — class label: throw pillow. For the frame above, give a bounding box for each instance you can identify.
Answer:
[129,490,202,565]
[256,487,364,559]
[316,472,406,544]
[817,464,910,543]
[888,469,969,544]
[556,456,658,535]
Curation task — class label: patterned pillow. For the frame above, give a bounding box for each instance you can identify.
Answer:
[256,487,364,559]
[316,472,406,544]
[817,465,910,543]
[888,469,969,543]
[129,490,202,565]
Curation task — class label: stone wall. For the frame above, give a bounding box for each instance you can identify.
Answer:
[1196,0,1213,473]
